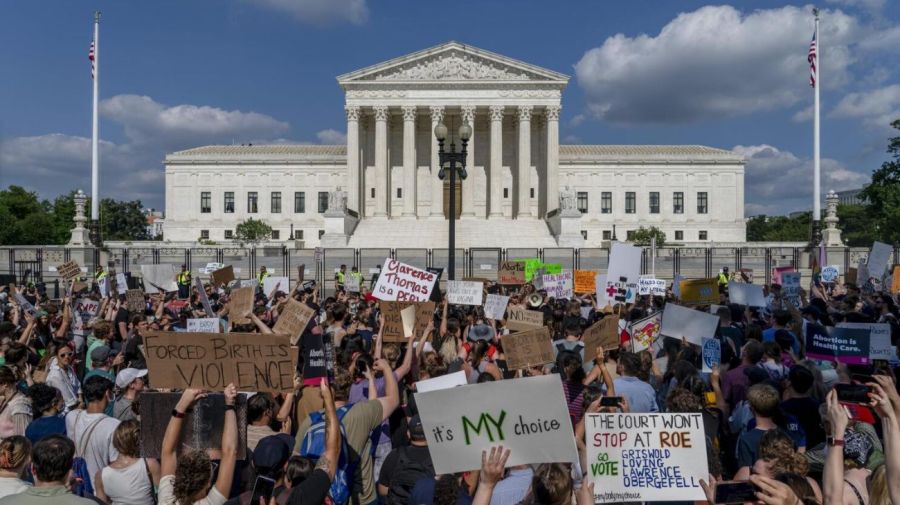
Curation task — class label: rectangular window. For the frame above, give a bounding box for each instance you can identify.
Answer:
[247,192,258,214]
[649,192,660,214]
[602,230,612,240]
[530,188,535,198]
[200,230,209,240]
[224,230,233,240]
[271,192,281,213]
[294,192,305,213]
[371,188,375,198]
[200,192,211,213]
[318,192,328,213]
[675,230,683,241]
[224,192,234,214]
[673,192,684,214]
[580,230,588,239]
[697,192,708,214]
[271,230,280,240]
[397,188,402,198]
[294,230,303,240]
[503,188,509,198]
[577,192,588,214]
[625,192,636,214]
[699,230,708,240]
[601,192,612,214]
[626,230,636,241]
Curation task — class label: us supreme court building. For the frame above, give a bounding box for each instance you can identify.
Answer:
[164,42,746,248]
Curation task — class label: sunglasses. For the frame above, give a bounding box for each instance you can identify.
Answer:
[59,352,73,358]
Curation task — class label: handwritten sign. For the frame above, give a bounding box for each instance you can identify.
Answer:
[502,327,554,370]
[821,265,840,283]
[806,326,870,365]
[229,287,254,325]
[144,331,297,393]
[638,277,666,296]
[891,265,900,294]
[379,301,435,342]
[629,312,662,353]
[126,289,145,313]
[415,370,468,394]
[660,303,718,346]
[372,258,436,301]
[483,294,509,321]
[678,278,718,305]
[344,275,360,293]
[498,261,526,285]
[836,322,891,361]
[447,280,483,306]
[574,270,597,293]
[506,307,544,332]
[415,375,577,474]
[263,276,289,295]
[73,298,100,337]
[57,261,82,281]
[116,273,129,295]
[782,272,801,307]
[187,318,221,333]
[605,276,638,305]
[542,271,574,299]
[273,299,317,345]
[586,413,707,503]
[583,317,620,361]
[727,281,767,307]
[702,337,720,373]
[140,264,178,294]
[771,266,796,285]
[211,265,235,287]
[868,241,893,279]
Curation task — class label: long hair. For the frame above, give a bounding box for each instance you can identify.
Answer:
[174,449,212,505]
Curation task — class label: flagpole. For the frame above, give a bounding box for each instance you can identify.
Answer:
[812,7,821,244]
[90,11,101,246]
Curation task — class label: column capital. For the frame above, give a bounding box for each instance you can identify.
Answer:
[489,105,505,121]
[401,105,417,121]
[517,105,533,121]
[373,105,389,121]
[345,105,361,121]
[546,105,561,121]
[461,105,476,123]
[429,105,444,122]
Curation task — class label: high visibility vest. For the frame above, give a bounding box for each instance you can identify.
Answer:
[350,272,363,283]
[336,271,346,284]
[177,271,191,285]
[258,271,270,283]
[717,272,729,287]
[95,271,107,281]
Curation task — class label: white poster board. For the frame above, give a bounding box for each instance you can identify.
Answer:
[585,413,707,503]
[415,375,578,474]
[868,241,893,279]
[116,273,128,294]
[638,277,667,296]
[483,294,510,321]
[140,264,178,294]
[73,298,100,337]
[660,303,719,345]
[727,281,767,307]
[344,276,361,293]
[372,258,437,302]
[186,318,221,333]
[837,322,892,361]
[607,242,642,287]
[542,270,574,299]
[263,276,289,295]
[595,274,609,306]
[447,281,484,306]
[415,370,468,394]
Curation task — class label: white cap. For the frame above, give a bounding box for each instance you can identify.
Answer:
[115,368,148,389]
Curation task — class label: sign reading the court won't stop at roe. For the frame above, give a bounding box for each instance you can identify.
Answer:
[143,332,297,393]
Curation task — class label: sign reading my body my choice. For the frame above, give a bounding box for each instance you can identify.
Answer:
[372,258,436,301]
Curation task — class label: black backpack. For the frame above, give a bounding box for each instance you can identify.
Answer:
[386,447,435,505]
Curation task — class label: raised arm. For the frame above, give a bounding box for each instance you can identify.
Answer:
[439,299,449,337]
[472,446,510,505]
[373,358,399,421]
[822,389,848,505]
[871,380,900,504]
[318,377,341,480]
[249,312,273,334]
[374,313,385,360]
[161,389,208,477]
[54,296,72,338]
[214,384,239,498]
[393,335,416,380]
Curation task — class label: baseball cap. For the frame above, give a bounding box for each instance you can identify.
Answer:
[253,435,292,475]
[90,346,112,363]
[115,368,148,389]
[408,414,426,441]
[468,323,495,342]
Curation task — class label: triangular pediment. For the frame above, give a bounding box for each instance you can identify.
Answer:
[337,41,569,85]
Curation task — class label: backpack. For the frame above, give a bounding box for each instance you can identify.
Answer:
[299,404,356,505]
[385,447,435,505]
[72,412,105,497]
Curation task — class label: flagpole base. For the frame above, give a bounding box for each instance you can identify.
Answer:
[89,220,103,248]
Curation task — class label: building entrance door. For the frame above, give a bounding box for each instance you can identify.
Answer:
[443,180,462,219]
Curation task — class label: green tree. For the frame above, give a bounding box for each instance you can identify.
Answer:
[234,218,272,246]
[99,198,150,241]
[835,204,879,247]
[0,186,58,245]
[859,119,900,244]
[746,213,810,242]
[630,226,666,246]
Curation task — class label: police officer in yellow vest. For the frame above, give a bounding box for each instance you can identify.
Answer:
[177,264,192,299]
[95,266,107,282]
[258,266,271,284]
[335,264,347,290]
[347,266,364,292]
[717,266,732,293]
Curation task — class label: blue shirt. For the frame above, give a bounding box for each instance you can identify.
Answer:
[762,328,800,354]
[25,415,66,445]
[613,376,659,413]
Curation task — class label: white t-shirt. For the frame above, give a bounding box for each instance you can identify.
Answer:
[158,475,227,505]
[65,410,120,480]
[0,477,30,499]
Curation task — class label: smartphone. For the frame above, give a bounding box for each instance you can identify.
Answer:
[835,383,872,404]
[714,480,758,504]
[600,396,623,407]
[851,374,874,385]
[250,475,276,505]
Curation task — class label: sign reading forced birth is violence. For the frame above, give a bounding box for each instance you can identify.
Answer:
[144,332,297,393]
[415,375,577,474]
[585,412,707,503]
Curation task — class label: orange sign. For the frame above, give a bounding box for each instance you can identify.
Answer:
[574,270,597,293]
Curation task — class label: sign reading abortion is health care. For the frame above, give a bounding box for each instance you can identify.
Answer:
[586,413,707,503]
[372,258,436,301]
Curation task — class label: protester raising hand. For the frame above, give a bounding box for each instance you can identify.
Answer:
[823,389,850,505]
[472,446,511,505]
[750,474,803,505]
[869,380,900,505]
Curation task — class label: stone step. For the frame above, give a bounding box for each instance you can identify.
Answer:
[347,217,557,248]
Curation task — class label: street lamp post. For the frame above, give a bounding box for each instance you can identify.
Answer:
[434,121,471,281]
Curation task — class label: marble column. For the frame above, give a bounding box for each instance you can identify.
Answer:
[373,105,389,218]
[345,105,361,215]
[429,106,445,218]
[401,105,417,217]
[488,105,504,218]
[461,106,476,217]
[517,105,533,218]
[546,105,560,216]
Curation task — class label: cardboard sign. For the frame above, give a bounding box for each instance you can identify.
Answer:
[201,262,225,274]
[415,375,578,474]
[585,413,707,503]
[344,275,361,293]
[144,331,297,392]
[141,264,178,294]
[638,277,666,296]
[139,392,247,460]
[806,326,870,365]
[868,241,893,279]
[583,317,620,361]
[211,266,235,287]
[483,294,510,321]
[821,265,840,283]
[782,272,801,307]
[660,303,718,345]
[379,301,435,342]
[196,277,215,317]
[837,322,892,361]
[498,261,526,285]
[891,265,900,294]
[263,276,289,295]
[372,258,436,302]
[229,287,254,325]
[447,281,483,306]
[678,278,718,305]
[126,289,145,313]
[187,318,221,333]
[57,260,82,281]
[607,242,642,289]
[772,266,796,285]
[506,307,544,332]
[702,337,720,373]
[502,327,554,370]
[542,271,574,299]
[115,273,129,295]
[273,299,316,345]
[574,270,596,293]
[73,298,100,337]
[727,281,767,307]
[846,267,858,285]
[415,370,468,394]
[629,312,662,353]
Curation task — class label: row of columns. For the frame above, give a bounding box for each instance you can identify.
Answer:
[345,104,561,219]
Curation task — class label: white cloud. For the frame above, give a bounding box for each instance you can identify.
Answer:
[792,105,814,122]
[316,128,346,144]
[735,143,869,215]
[830,84,900,129]
[568,114,586,127]
[243,0,368,25]
[826,0,886,15]
[574,5,860,124]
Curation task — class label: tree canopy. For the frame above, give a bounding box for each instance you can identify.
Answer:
[859,119,900,244]
[629,226,667,247]
[234,218,273,246]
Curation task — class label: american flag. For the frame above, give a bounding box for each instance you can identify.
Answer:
[808,31,817,88]
[89,40,95,79]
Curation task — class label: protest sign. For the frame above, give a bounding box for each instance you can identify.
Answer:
[583,317,620,361]
[638,277,666,296]
[772,266,795,285]
[660,303,718,345]
[400,305,417,340]
[483,294,509,321]
[140,264,178,294]
[605,276,638,305]
[836,322,892,361]
[585,413,707,503]
[73,298,100,337]
[737,268,754,283]
[12,293,36,316]
[629,312,662,353]
[415,370,468,394]
[344,275,361,293]
[200,262,225,274]
[372,258,436,302]
[702,338,720,373]
[57,260,81,282]
[263,276,289,295]
[542,263,563,275]
[574,270,596,293]
[521,259,542,282]
[846,267,858,285]
[447,280,483,306]
[506,307,544,332]
[273,299,317,345]
[126,289,145,313]
[211,265,235,287]
[891,265,900,294]
[821,265,840,283]
[379,301,435,342]
[144,331,297,392]
[229,287,254,325]
[677,278,718,305]
[297,264,305,284]
[868,241,893,279]
[858,260,871,291]
[595,274,609,306]
[196,277,215,317]
[502,327,554,370]
[239,279,259,290]
[782,272,801,307]
[187,318,221,333]
[139,392,247,459]
[806,326,870,365]
[531,269,545,290]
[607,242,642,287]
[97,277,109,298]
[672,275,682,298]
[415,375,577,474]
[115,273,128,295]
[727,281,767,307]
[542,271,574,299]
[498,261,526,285]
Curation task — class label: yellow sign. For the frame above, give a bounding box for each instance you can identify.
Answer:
[678,278,719,305]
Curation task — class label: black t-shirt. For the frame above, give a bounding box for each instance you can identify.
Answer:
[286,469,331,505]
[782,396,826,448]
[114,307,130,340]
[377,445,434,488]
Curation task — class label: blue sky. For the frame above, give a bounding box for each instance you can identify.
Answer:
[1,0,898,216]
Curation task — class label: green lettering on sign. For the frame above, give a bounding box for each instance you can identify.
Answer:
[461,410,507,445]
